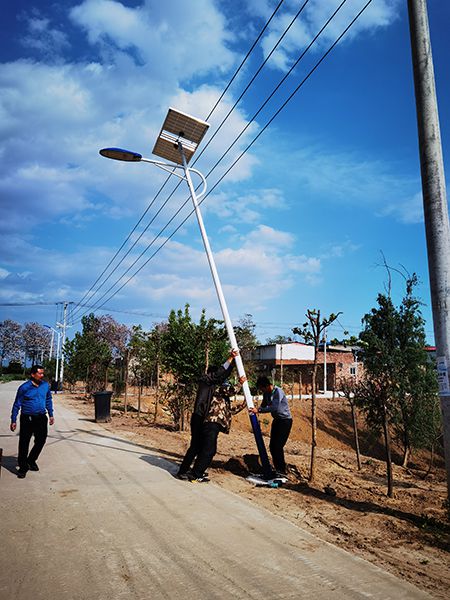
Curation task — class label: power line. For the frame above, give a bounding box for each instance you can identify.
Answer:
[192,0,312,167]
[70,0,287,321]
[73,1,350,322]
[70,167,178,319]
[205,0,286,121]
[72,0,374,323]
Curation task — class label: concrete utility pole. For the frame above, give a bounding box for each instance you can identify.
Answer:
[408,0,450,498]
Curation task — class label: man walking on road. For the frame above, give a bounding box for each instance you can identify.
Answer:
[10,365,55,478]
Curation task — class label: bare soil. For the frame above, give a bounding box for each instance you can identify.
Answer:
[59,391,450,599]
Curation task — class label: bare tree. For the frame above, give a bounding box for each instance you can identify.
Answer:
[293,309,341,482]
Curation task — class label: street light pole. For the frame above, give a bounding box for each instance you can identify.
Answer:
[44,325,61,391]
[49,328,54,361]
[178,142,274,479]
[408,0,450,498]
[100,107,275,478]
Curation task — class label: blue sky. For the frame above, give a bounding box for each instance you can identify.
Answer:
[0,0,448,343]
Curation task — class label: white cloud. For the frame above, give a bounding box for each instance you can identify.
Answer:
[70,0,236,81]
[20,16,70,57]
[0,3,258,237]
[277,144,420,222]
[204,187,287,224]
[321,239,361,258]
[87,223,323,316]
[380,191,424,224]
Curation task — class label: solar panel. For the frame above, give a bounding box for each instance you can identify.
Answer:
[152,107,209,164]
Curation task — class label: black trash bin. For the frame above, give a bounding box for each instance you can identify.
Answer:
[93,391,112,422]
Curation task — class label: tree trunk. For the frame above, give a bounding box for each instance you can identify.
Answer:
[350,402,362,470]
[137,381,141,419]
[154,356,160,424]
[124,352,129,415]
[205,340,210,373]
[309,363,318,482]
[402,445,411,468]
[381,402,394,497]
[424,443,435,478]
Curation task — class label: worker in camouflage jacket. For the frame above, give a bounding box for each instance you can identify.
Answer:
[189,377,246,482]
[177,349,236,480]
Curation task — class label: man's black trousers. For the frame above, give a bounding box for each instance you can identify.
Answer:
[269,417,292,474]
[178,413,204,475]
[191,422,221,478]
[18,413,48,471]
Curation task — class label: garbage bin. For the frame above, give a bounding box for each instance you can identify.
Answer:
[93,391,112,422]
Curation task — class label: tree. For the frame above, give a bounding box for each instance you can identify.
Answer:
[22,322,51,365]
[159,305,204,429]
[127,324,162,417]
[234,313,259,383]
[394,275,440,466]
[160,304,229,430]
[358,292,401,497]
[265,335,293,345]
[358,275,440,496]
[197,311,227,373]
[0,320,23,372]
[329,335,360,347]
[64,314,128,394]
[234,314,259,355]
[292,309,340,481]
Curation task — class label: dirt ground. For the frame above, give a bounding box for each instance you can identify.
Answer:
[59,391,450,599]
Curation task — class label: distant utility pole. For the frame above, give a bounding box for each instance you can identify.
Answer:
[408,0,450,499]
[57,302,69,388]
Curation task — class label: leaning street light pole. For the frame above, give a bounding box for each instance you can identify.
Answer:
[100,107,274,479]
[408,0,450,498]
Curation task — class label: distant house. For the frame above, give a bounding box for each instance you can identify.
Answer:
[250,342,361,395]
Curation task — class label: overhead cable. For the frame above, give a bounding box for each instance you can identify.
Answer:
[70,0,287,322]
[73,1,347,321]
[72,0,374,322]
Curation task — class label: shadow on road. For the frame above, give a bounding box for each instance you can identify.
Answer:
[139,453,178,476]
[45,427,183,463]
[0,454,19,475]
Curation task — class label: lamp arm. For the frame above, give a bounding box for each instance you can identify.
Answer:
[140,157,207,198]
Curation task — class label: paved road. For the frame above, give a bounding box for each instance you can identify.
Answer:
[0,382,432,599]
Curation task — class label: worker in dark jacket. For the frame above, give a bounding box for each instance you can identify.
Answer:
[177,349,237,479]
[10,365,55,478]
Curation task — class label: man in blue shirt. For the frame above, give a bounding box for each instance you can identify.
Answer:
[251,376,293,477]
[10,365,55,478]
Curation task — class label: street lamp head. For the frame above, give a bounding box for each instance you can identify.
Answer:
[99,147,143,162]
